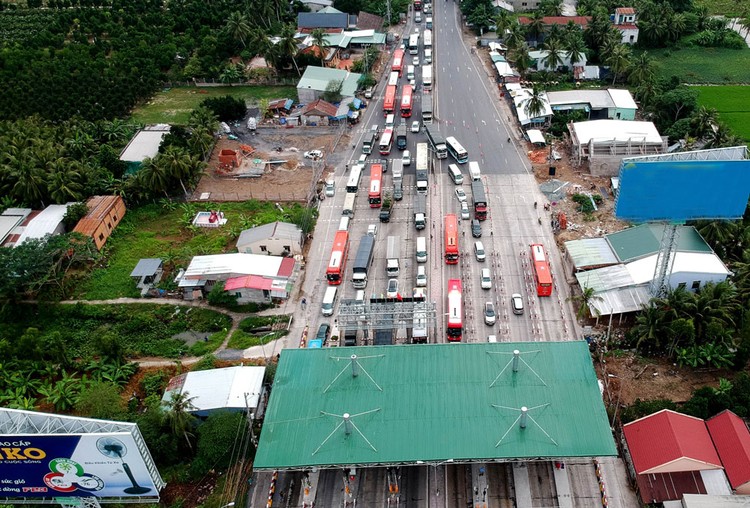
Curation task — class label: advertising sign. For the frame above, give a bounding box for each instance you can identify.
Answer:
[0,433,157,499]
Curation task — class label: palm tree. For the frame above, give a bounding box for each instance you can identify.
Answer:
[691,106,719,138]
[527,11,546,42]
[158,146,192,197]
[505,22,526,51]
[138,158,171,197]
[523,86,549,123]
[309,28,328,66]
[47,160,84,203]
[631,303,670,352]
[162,391,198,450]
[566,34,586,69]
[542,38,565,71]
[225,12,252,48]
[513,44,533,79]
[605,44,631,85]
[693,282,738,341]
[668,12,687,42]
[628,52,654,86]
[705,123,742,148]
[569,285,603,319]
[278,24,301,76]
[495,10,513,39]
[11,165,46,207]
[189,106,219,134]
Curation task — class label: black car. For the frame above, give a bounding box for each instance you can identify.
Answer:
[316,323,330,342]
[471,219,482,238]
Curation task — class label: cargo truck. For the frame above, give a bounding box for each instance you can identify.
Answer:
[386,235,400,276]
[413,193,427,230]
[379,191,393,222]
[352,234,375,289]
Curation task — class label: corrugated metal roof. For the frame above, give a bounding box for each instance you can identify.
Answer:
[254,341,616,470]
[575,264,635,291]
[297,12,348,28]
[119,128,170,162]
[624,409,722,475]
[183,253,283,279]
[297,66,362,97]
[565,238,619,269]
[586,285,652,316]
[15,204,71,245]
[161,366,265,414]
[130,258,162,278]
[224,274,273,291]
[606,224,712,263]
[236,221,302,249]
[571,120,662,145]
[626,252,730,285]
[707,411,750,491]
[73,196,124,237]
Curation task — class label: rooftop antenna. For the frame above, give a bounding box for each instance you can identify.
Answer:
[490,402,557,448]
[323,353,385,393]
[312,408,381,455]
[486,348,546,388]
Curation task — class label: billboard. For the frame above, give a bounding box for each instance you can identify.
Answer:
[615,159,750,222]
[0,433,158,499]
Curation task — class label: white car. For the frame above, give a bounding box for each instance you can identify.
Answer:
[511,293,524,315]
[402,150,411,166]
[325,181,335,197]
[367,224,378,238]
[411,120,421,133]
[387,279,399,298]
[455,188,467,202]
[412,56,420,66]
[461,201,470,220]
[481,268,492,289]
[484,302,496,325]
[416,266,427,287]
[304,150,322,160]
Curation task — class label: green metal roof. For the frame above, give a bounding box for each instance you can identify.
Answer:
[254,342,616,470]
[297,66,362,98]
[606,224,712,263]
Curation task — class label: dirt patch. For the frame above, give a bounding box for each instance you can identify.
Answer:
[596,351,724,407]
[192,128,347,203]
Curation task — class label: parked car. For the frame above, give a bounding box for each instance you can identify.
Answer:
[484,302,496,325]
[455,188,467,202]
[471,219,482,238]
[387,278,399,298]
[316,323,330,342]
[411,120,421,133]
[481,268,492,289]
[416,266,427,287]
[325,180,335,197]
[511,293,524,315]
[304,150,323,160]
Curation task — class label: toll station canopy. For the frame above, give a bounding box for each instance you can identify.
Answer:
[254,341,616,470]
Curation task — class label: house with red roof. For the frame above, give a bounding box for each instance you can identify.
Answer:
[707,410,750,495]
[623,409,735,504]
[613,7,639,44]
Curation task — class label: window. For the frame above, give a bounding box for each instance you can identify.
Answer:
[235,292,242,297]
[107,222,112,230]
[98,233,105,241]
[284,245,291,252]
[260,245,268,252]
[691,281,701,290]
[678,282,686,289]
[113,215,118,222]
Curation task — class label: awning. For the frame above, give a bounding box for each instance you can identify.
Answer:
[526,129,545,145]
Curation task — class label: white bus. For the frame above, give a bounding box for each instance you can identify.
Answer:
[423,29,432,48]
[379,128,394,155]
[448,164,464,185]
[421,92,433,123]
[422,65,432,91]
[408,33,420,55]
[346,164,363,192]
[446,136,469,164]
[342,192,356,218]
[388,71,399,87]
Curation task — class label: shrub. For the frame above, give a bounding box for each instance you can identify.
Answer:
[141,371,170,398]
[190,411,249,478]
[199,95,247,122]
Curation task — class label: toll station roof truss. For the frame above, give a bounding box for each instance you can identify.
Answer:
[254,342,616,470]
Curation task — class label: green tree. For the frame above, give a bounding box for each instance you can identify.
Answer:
[225,12,252,48]
[628,52,655,87]
[566,34,587,69]
[631,303,670,352]
[691,106,719,138]
[162,391,198,451]
[522,86,549,122]
[605,44,631,85]
[526,11,546,41]
[569,285,602,320]
[62,202,89,230]
[541,38,565,71]
[278,24,302,76]
[323,79,344,103]
[513,44,533,79]
[191,411,250,475]
[75,381,126,420]
[310,28,328,66]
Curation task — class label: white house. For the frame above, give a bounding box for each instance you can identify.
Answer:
[236,221,303,257]
[613,7,639,44]
[180,253,296,303]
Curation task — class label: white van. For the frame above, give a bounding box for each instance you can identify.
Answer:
[355,290,365,304]
[407,65,415,81]
[338,216,350,231]
[322,286,337,316]
[416,236,427,263]
[448,164,463,185]
[415,12,422,22]
[385,113,395,128]
[474,241,486,261]
[424,48,432,64]
[469,161,481,181]
[481,268,492,289]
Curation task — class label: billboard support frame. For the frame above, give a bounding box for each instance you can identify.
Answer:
[649,223,680,297]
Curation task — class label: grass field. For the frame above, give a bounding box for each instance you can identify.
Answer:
[650,48,750,84]
[74,201,312,300]
[131,86,298,125]
[695,86,750,140]
[695,0,747,16]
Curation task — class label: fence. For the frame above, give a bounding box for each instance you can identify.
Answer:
[162,78,299,88]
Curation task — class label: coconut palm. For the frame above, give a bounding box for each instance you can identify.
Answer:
[138,157,171,197]
[494,10,513,38]
[505,22,526,50]
[310,28,328,66]
[631,303,670,351]
[523,86,549,123]
[513,44,533,79]
[691,106,719,138]
[693,282,739,341]
[569,285,603,319]
[566,34,586,69]
[526,11,546,42]
[628,51,655,86]
[11,165,46,207]
[225,12,252,48]
[542,38,565,71]
[278,24,302,76]
[189,105,219,134]
[605,44,631,85]
[705,123,742,148]
[47,160,84,203]
[162,391,198,450]
[158,146,192,197]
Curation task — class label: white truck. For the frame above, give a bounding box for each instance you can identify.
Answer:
[386,235,400,277]
[469,161,481,181]
[414,193,427,230]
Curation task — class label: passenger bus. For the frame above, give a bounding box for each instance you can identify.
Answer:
[422,92,433,123]
[446,136,469,164]
[448,164,463,185]
[530,243,553,296]
[326,230,349,285]
[383,85,397,115]
[424,124,447,158]
[400,85,413,118]
[388,71,400,88]
[392,49,405,76]
[422,65,432,91]
[362,126,378,154]
[423,29,432,47]
[379,128,394,155]
[446,279,463,341]
[408,34,420,55]
[368,163,383,207]
[346,164,363,192]
[342,192,356,218]
[444,213,459,264]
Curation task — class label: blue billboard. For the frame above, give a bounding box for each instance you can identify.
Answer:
[0,434,158,499]
[615,159,750,222]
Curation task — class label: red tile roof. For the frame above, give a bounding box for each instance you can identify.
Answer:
[518,16,591,27]
[623,409,722,474]
[300,98,338,117]
[707,410,750,491]
[224,275,274,291]
[278,257,295,277]
[615,7,635,14]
